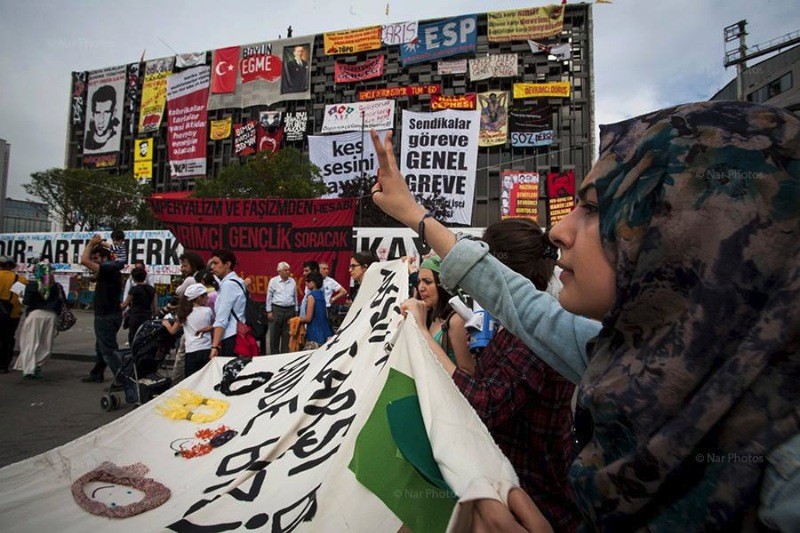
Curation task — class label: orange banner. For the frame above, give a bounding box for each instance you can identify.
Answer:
[430,93,476,111]
[487,5,565,42]
[358,84,441,101]
[513,81,571,99]
[324,26,382,55]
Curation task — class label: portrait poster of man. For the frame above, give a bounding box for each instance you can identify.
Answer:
[83,65,126,155]
[133,138,153,182]
[281,43,310,94]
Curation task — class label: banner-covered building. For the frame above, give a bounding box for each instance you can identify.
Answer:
[65,3,594,228]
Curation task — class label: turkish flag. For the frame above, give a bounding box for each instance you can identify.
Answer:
[211,46,239,94]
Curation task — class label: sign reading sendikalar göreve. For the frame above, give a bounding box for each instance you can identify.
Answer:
[400,109,480,225]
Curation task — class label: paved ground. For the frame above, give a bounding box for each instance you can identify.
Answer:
[0,310,149,468]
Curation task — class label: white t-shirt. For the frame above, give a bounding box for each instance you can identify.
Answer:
[322,276,343,307]
[184,306,214,353]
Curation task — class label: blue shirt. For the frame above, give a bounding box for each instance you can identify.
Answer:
[213,271,247,340]
[440,238,600,385]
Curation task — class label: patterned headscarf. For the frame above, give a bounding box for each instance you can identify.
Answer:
[34,261,55,300]
[571,101,800,530]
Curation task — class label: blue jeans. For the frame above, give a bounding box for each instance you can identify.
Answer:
[91,313,122,378]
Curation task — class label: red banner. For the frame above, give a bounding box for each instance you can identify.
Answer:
[148,196,357,301]
[166,66,210,178]
[430,93,476,111]
[334,56,384,83]
[258,124,283,154]
[211,46,239,94]
[234,121,257,156]
[501,171,539,221]
[358,84,441,101]
[547,170,575,227]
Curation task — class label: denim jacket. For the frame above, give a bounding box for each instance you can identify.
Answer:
[439,238,600,385]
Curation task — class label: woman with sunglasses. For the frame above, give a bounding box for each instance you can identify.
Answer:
[368,100,799,531]
[347,251,378,303]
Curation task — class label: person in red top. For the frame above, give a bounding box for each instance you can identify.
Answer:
[402,218,581,531]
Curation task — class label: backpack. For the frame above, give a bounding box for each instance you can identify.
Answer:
[231,279,269,339]
[0,274,19,317]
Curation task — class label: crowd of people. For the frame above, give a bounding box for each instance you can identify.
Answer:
[0,99,796,531]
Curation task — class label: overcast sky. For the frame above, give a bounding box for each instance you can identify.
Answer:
[1,0,798,200]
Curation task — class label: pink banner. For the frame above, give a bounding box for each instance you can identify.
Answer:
[334,56,385,83]
[166,66,210,178]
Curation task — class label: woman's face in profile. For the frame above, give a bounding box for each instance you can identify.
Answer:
[548,177,616,321]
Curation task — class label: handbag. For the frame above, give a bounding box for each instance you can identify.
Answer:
[56,284,77,332]
[233,321,259,357]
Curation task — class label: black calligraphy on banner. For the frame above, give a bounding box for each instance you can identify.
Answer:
[127,62,141,134]
[169,267,403,531]
[284,111,308,142]
[71,72,88,129]
[234,120,257,156]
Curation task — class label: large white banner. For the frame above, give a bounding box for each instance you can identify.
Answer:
[0,230,183,274]
[321,100,395,134]
[0,261,518,532]
[308,130,389,197]
[401,109,480,225]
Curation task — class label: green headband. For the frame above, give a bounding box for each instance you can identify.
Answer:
[420,255,442,274]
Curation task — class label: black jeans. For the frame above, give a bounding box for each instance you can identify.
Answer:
[0,315,20,371]
[91,313,122,378]
[185,348,212,378]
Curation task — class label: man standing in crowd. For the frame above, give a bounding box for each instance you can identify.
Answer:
[266,261,297,355]
[80,234,123,383]
[319,261,346,324]
[0,256,27,374]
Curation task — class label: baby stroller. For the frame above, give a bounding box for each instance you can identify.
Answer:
[100,319,178,411]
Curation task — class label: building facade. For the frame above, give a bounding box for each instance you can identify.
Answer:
[711,44,799,112]
[0,139,9,227]
[65,4,594,229]
[2,198,50,233]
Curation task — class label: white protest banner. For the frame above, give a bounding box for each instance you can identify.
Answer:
[0,260,519,532]
[321,99,395,134]
[400,109,480,225]
[308,130,388,197]
[381,21,418,45]
[437,59,467,75]
[468,53,518,81]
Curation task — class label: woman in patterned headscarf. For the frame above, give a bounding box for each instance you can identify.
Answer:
[14,261,63,378]
[369,100,799,530]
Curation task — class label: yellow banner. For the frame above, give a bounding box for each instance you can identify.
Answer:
[513,81,571,99]
[133,138,153,181]
[487,5,564,42]
[210,117,232,140]
[137,58,174,134]
[324,26,382,55]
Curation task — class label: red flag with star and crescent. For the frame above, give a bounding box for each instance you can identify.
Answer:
[211,46,239,94]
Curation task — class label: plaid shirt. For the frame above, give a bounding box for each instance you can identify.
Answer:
[452,328,582,531]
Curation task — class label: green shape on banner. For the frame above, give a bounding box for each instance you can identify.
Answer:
[349,368,456,532]
[387,395,452,492]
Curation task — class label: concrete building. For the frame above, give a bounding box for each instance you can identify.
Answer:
[2,198,50,233]
[0,139,9,227]
[711,44,800,112]
[65,4,595,228]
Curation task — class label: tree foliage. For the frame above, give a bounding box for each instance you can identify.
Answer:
[23,168,150,231]
[192,148,327,199]
[339,174,454,227]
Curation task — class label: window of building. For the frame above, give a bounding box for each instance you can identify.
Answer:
[747,71,793,103]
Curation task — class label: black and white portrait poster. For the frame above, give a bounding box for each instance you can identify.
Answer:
[83,65,126,169]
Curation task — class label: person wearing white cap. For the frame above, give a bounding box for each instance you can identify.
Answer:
[162,283,215,379]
